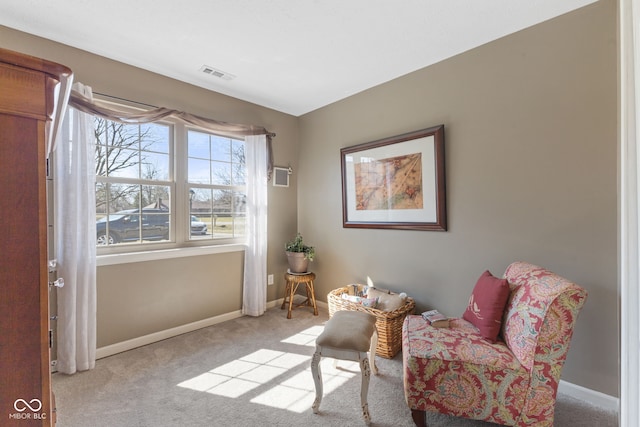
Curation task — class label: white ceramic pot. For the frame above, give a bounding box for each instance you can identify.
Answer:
[286,251,309,273]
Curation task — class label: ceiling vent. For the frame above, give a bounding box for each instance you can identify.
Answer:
[199,65,236,81]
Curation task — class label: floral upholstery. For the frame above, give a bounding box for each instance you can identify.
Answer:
[402,262,588,426]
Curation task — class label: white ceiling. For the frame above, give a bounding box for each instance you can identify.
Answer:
[0,0,597,116]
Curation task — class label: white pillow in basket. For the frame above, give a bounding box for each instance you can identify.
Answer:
[341,294,362,304]
[341,293,379,309]
[367,287,407,312]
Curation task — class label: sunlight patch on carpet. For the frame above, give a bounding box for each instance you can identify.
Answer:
[280,325,324,347]
[177,348,311,399]
[177,341,357,413]
[250,360,357,413]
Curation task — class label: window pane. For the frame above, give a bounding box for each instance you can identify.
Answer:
[209,189,230,239]
[189,188,212,212]
[189,188,211,239]
[232,192,246,238]
[108,183,140,212]
[232,214,245,238]
[188,130,210,159]
[108,148,140,178]
[211,161,231,185]
[141,123,170,153]
[94,117,108,146]
[97,184,140,246]
[211,136,230,161]
[96,182,108,217]
[188,158,211,184]
[119,124,141,147]
[141,185,171,211]
[233,191,247,214]
[142,152,170,181]
[213,189,232,215]
[233,161,246,185]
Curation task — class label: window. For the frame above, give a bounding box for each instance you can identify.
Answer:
[187,130,246,242]
[95,118,172,247]
[94,114,246,252]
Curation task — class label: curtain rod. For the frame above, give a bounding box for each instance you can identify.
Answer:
[94,92,158,109]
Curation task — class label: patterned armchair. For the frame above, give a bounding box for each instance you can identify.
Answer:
[402,262,588,427]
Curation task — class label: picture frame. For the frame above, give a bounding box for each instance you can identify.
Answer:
[340,125,446,231]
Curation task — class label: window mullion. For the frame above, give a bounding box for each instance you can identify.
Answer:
[96,176,171,187]
[174,122,188,243]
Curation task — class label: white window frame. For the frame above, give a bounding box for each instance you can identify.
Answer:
[185,127,247,245]
[95,116,176,255]
[94,101,247,261]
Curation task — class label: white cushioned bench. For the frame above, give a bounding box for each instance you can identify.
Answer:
[311,310,378,424]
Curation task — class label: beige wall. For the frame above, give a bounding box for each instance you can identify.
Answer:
[0,0,618,398]
[298,0,618,396]
[0,26,300,345]
[97,253,244,347]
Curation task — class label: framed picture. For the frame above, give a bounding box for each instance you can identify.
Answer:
[340,125,446,231]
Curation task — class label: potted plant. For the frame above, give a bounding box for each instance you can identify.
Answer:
[285,232,315,273]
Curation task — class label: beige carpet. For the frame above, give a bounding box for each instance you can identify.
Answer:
[52,304,617,427]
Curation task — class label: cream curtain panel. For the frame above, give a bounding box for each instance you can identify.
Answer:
[54,82,97,374]
[242,135,269,317]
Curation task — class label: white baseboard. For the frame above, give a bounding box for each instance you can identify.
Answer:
[559,380,619,413]
[96,309,242,359]
[97,299,274,359]
[96,299,328,360]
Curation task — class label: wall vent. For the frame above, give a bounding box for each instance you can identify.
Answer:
[199,65,236,81]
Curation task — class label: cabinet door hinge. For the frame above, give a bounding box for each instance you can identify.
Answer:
[49,330,53,348]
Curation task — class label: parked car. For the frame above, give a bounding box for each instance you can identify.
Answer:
[190,215,208,235]
[96,208,169,245]
[97,210,209,245]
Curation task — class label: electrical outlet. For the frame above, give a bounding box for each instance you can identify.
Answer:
[268,274,274,285]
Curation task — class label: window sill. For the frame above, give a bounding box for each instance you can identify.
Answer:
[97,243,246,266]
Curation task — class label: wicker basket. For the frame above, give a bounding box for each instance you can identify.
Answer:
[327,286,415,358]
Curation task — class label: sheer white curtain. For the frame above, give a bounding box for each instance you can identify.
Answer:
[54,82,97,374]
[620,1,640,425]
[242,135,268,316]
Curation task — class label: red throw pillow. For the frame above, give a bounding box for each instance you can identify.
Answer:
[462,270,511,343]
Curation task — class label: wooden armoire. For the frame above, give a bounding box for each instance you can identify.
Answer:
[0,47,72,426]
